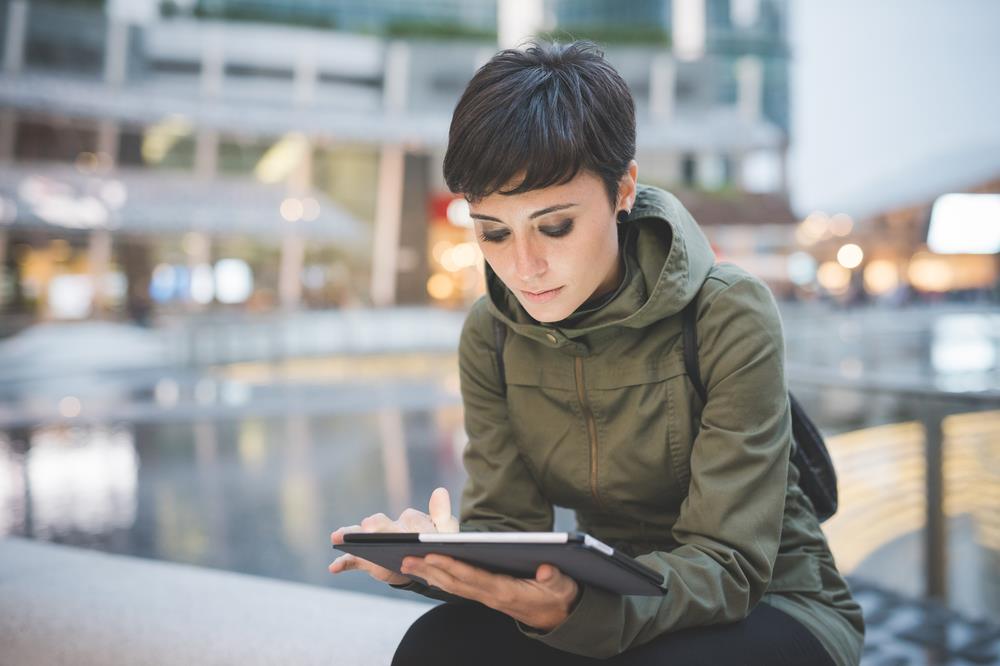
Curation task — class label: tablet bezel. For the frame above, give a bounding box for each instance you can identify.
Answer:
[336,531,665,596]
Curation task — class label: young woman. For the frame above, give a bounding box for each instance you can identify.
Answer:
[330,41,864,666]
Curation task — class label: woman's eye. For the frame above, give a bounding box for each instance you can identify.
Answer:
[477,220,573,244]
[479,231,509,243]
[541,220,574,237]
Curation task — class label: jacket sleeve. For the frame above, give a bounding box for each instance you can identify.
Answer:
[390,299,554,603]
[520,276,793,658]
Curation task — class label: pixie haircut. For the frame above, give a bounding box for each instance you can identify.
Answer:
[443,40,636,209]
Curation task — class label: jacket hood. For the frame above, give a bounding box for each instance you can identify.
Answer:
[484,184,716,346]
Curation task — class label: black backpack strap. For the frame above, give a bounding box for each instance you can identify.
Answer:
[492,317,508,396]
[681,297,707,405]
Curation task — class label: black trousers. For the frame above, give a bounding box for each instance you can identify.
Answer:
[393,600,837,666]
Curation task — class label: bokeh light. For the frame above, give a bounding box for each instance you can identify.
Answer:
[837,243,864,269]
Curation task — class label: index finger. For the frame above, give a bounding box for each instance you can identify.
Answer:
[428,487,459,533]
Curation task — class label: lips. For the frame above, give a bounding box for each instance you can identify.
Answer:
[520,286,564,304]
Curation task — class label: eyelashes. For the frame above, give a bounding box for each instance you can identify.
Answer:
[545,220,574,237]
[478,220,574,244]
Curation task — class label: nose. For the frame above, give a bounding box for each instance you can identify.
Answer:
[512,235,547,283]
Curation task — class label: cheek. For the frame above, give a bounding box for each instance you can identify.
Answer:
[478,246,506,277]
[568,233,611,276]
[479,245,548,279]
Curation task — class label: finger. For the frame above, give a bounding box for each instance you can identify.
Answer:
[423,554,504,583]
[419,555,518,607]
[406,556,484,601]
[428,487,459,533]
[534,564,577,600]
[330,524,362,545]
[330,553,404,584]
[535,564,571,588]
[328,553,360,573]
[360,513,396,532]
[396,508,434,533]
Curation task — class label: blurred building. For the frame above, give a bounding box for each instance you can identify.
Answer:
[791,178,1000,305]
[0,0,793,323]
[785,0,1000,306]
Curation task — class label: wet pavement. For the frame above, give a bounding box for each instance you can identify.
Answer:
[851,577,1000,665]
[0,377,471,600]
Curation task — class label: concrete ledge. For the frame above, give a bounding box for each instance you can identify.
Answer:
[0,537,431,665]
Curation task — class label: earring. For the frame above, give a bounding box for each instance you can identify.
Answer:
[616,209,630,224]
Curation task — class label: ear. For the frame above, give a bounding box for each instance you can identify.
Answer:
[616,159,639,210]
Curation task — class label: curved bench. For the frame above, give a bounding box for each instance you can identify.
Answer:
[0,537,430,665]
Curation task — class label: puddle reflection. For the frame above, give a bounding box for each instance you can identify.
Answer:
[1,407,468,600]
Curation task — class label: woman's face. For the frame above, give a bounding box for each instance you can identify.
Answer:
[470,164,637,323]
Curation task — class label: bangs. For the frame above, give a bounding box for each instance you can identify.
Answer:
[448,69,589,202]
[443,41,635,207]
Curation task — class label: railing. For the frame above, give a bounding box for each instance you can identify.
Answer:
[157,307,466,366]
[788,370,999,619]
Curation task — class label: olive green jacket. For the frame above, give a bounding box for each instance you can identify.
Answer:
[398,184,864,664]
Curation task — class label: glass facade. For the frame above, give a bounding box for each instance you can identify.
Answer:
[192,0,498,35]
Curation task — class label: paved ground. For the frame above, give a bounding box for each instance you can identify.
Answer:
[851,577,1000,665]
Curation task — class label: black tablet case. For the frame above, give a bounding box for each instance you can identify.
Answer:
[335,532,666,596]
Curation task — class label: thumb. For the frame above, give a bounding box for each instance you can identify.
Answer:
[536,564,555,583]
[428,487,459,533]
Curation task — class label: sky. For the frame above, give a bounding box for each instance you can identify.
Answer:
[787,0,1000,219]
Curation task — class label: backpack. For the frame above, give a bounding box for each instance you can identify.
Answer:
[680,297,838,522]
[490,300,839,523]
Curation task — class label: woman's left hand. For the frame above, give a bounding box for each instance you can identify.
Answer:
[400,555,580,632]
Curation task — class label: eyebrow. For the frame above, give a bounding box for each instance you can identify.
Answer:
[470,202,578,224]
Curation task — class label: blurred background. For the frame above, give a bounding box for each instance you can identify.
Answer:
[0,1,997,663]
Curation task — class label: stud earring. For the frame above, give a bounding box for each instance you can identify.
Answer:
[616,209,630,224]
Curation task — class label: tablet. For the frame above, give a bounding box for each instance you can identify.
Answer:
[334,531,665,596]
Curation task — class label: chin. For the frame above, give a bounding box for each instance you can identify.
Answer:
[520,300,574,324]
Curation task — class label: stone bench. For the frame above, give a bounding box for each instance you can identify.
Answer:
[0,537,430,665]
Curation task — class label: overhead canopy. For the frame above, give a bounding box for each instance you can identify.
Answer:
[0,162,370,248]
[0,73,784,153]
[671,187,798,226]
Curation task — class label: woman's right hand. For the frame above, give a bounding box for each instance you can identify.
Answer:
[328,487,460,587]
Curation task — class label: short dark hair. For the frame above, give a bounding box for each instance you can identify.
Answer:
[443,40,636,209]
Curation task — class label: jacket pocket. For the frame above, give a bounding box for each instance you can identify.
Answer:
[767,552,824,594]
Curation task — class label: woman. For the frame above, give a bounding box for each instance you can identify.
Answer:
[330,41,864,665]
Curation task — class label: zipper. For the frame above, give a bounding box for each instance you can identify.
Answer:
[574,356,605,511]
